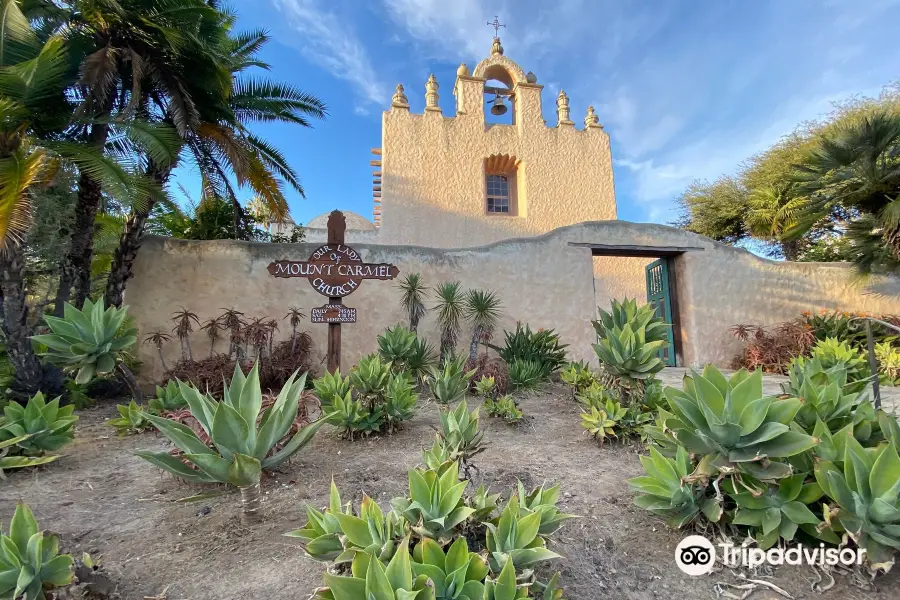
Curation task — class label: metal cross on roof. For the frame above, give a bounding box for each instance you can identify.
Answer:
[487,16,506,37]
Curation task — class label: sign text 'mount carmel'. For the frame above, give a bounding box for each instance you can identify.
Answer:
[267,244,399,297]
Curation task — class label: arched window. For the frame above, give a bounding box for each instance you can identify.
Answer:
[482,65,515,126]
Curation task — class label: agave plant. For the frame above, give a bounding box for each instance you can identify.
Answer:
[397,272,428,334]
[469,485,502,523]
[378,326,418,370]
[313,369,352,414]
[327,391,380,440]
[0,435,59,479]
[350,354,392,409]
[787,366,875,437]
[663,366,816,491]
[591,309,666,405]
[422,437,454,474]
[148,380,187,414]
[0,392,77,455]
[427,357,475,405]
[474,375,496,398]
[575,381,614,410]
[560,362,595,401]
[32,299,138,393]
[108,401,152,436]
[595,298,670,344]
[629,446,714,528]
[815,435,900,572]
[287,479,408,564]
[485,495,561,573]
[411,537,490,599]
[809,337,869,381]
[516,482,576,536]
[580,397,627,446]
[314,540,426,599]
[392,462,475,543]
[483,395,523,424]
[0,503,74,599]
[639,408,682,458]
[726,473,833,550]
[436,400,486,474]
[384,372,418,433]
[484,559,531,600]
[136,362,327,523]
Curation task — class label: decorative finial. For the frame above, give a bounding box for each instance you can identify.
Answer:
[491,37,504,56]
[556,89,572,126]
[391,83,408,108]
[526,71,537,84]
[425,74,440,111]
[457,63,470,77]
[584,105,602,128]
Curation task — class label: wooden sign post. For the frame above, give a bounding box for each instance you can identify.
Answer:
[267,210,399,372]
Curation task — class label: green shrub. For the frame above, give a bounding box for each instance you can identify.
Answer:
[487,323,567,377]
[0,392,77,455]
[137,362,326,523]
[0,503,74,598]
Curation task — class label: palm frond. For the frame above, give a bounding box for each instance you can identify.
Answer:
[231,77,327,125]
[0,147,53,247]
[244,133,303,196]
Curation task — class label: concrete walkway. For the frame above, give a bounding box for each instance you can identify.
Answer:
[657,367,899,416]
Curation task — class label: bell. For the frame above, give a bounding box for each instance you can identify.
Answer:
[490,94,508,116]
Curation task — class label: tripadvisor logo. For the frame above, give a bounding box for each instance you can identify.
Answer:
[675,535,866,576]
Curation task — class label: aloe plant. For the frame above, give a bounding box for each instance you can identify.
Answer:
[0,392,77,455]
[0,503,74,599]
[815,434,900,572]
[483,395,523,424]
[629,446,714,528]
[136,362,327,523]
[391,462,475,544]
[663,366,816,490]
[32,299,138,397]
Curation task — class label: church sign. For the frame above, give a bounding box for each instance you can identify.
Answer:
[310,304,357,324]
[267,210,398,372]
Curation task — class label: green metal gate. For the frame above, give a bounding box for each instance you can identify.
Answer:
[645,258,676,366]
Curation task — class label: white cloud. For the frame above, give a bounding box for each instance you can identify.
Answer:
[272,0,389,105]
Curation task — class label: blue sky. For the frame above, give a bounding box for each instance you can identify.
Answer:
[172,0,900,226]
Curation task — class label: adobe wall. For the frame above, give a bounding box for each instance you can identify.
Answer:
[126,221,900,384]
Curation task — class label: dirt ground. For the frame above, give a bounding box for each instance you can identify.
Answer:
[3,382,899,600]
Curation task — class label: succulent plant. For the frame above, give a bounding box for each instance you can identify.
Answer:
[0,503,74,599]
[427,357,476,405]
[486,324,568,376]
[580,397,627,446]
[137,362,327,522]
[516,482,576,536]
[350,354,392,405]
[287,479,408,564]
[391,462,476,544]
[629,446,714,528]
[483,559,530,600]
[0,392,77,455]
[406,337,438,384]
[808,337,869,382]
[469,485,502,523]
[384,372,418,433]
[485,495,561,573]
[560,362,595,400]
[411,537,489,599]
[595,298,670,344]
[436,400,485,472]
[592,299,669,391]
[314,539,428,600]
[483,395,523,424]
[32,299,137,385]
[507,359,545,391]
[0,434,59,479]
[107,400,152,436]
[378,325,418,370]
[474,375,497,397]
[726,473,833,550]
[639,408,682,458]
[314,369,352,409]
[786,364,874,435]
[663,366,816,489]
[148,380,187,414]
[575,381,614,410]
[422,437,454,474]
[815,434,900,572]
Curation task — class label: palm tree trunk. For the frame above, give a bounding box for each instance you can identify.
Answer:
[239,484,261,524]
[104,162,173,308]
[54,118,112,316]
[0,243,45,395]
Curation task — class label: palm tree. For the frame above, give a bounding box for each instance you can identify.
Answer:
[432,282,464,365]
[0,1,149,394]
[52,0,228,316]
[745,184,808,260]
[103,24,327,307]
[792,111,900,274]
[464,290,502,363]
[143,331,172,372]
[397,272,428,333]
[284,307,306,352]
[171,307,200,361]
